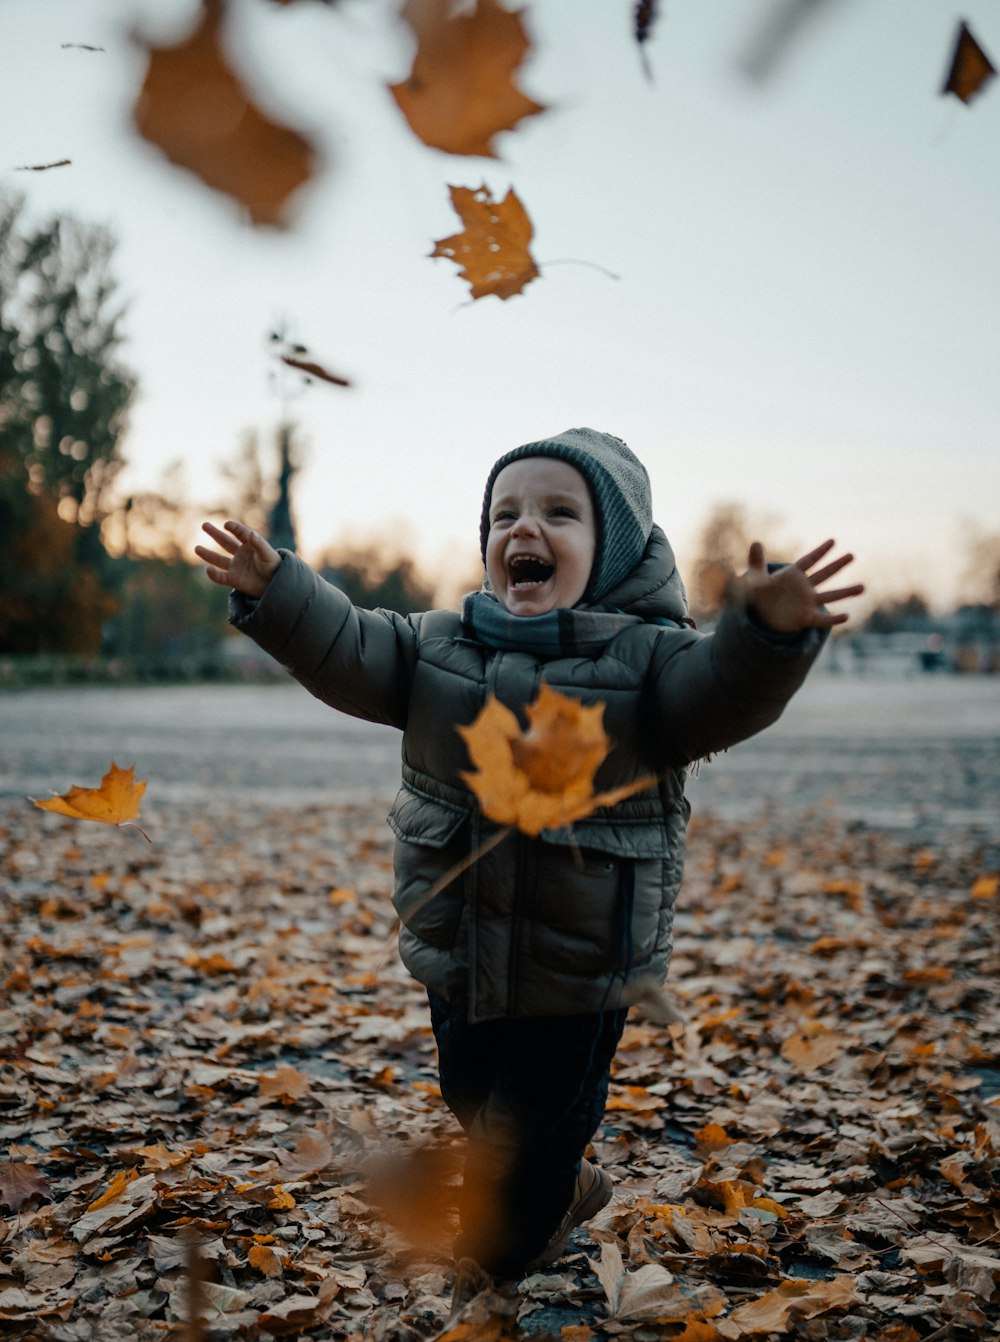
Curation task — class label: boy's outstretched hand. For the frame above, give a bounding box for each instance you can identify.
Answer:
[196,521,281,599]
[741,539,864,633]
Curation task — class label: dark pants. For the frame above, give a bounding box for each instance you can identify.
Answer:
[428,990,628,1278]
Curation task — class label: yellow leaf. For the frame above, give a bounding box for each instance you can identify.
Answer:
[749,1196,788,1220]
[248,1243,285,1277]
[432,183,540,301]
[694,1123,733,1153]
[86,1169,135,1211]
[32,761,148,832]
[458,682,655,835]
[971,874,998,899]
[390,0,545,157]
[605,1084,665,1113]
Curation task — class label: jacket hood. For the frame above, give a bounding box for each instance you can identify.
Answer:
[584,524,691,624]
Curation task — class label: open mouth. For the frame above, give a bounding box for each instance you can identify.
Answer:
[508,554,554,589]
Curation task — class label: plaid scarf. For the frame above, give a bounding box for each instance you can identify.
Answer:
[461,590,648,658]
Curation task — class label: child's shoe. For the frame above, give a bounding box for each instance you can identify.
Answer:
[525,1159,613,1270]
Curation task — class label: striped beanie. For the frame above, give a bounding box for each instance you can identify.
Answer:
[479,427,653,602]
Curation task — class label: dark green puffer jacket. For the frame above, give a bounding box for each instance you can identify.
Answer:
[231,526,825,1022]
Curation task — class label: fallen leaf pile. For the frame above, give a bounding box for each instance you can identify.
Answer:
[1,796,997,1338]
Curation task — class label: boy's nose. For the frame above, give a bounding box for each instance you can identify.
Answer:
[511,514,539,536]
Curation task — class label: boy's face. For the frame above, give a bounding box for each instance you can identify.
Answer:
[485,457,597,616]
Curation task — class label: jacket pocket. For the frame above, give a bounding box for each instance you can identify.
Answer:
[388,785,471,950]
[527,847,660,976]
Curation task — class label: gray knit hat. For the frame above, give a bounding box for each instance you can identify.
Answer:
[479,427,653,602]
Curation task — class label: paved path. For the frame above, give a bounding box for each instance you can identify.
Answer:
[2,673,998,838]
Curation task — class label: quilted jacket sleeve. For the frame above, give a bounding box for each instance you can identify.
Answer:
[228,551,418,729]
[646,604,826,767]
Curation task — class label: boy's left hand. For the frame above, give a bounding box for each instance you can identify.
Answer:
[741,539,864,632]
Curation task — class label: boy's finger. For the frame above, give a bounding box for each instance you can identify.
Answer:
[809,553,854,586]
[202,522,240,553]
[795,539,835,570]
[195,545,231,569]
[817,583,865,604]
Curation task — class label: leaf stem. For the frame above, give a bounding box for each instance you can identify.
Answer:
[538,258,622,281]
[119,821,153,843]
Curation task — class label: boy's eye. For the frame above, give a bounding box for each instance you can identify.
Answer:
[492,510,516,523]
[549,506,577,519]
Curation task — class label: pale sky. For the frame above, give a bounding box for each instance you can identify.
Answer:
[3,0,998,611]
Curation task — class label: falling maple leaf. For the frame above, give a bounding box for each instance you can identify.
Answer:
[942,21,996,104]
[31,761,150,840]
[390,0,545,157]
[132,0,315,227]
[458,681,655,836]
[431,182,539,300]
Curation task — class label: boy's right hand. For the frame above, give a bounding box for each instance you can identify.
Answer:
[196,521,281,599]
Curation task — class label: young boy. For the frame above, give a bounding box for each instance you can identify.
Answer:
[196,427,861,1295]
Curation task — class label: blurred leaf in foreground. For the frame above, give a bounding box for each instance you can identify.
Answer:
[133,0,315,227]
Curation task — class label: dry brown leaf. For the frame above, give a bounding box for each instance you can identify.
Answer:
[779,1022,844,1074]
[942,21,996,104]
[32,760,148,834]
[258,1294,325,1334]
[133,0,315,227]
[390,0,545,156]
[593,1240,726,1321]
[459,682,654,835]
[730,1276,857,1334]
[258,1065,312,1101]
[0,1159,51,1212]
[431,183,539,300]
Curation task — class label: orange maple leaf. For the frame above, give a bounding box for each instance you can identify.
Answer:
[432,183,539,300]
[390,0,545,157]
[132,0,315,227]
[459,683,655,836]
[32,761,150,840]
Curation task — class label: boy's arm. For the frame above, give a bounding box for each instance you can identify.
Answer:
[648,539,862,766]
[197,521,417,728]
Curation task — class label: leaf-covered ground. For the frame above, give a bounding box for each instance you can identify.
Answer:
[1,798,998,1340]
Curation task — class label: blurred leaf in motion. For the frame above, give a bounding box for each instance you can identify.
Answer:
[133,0,315,226]
[942,20,996,104]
